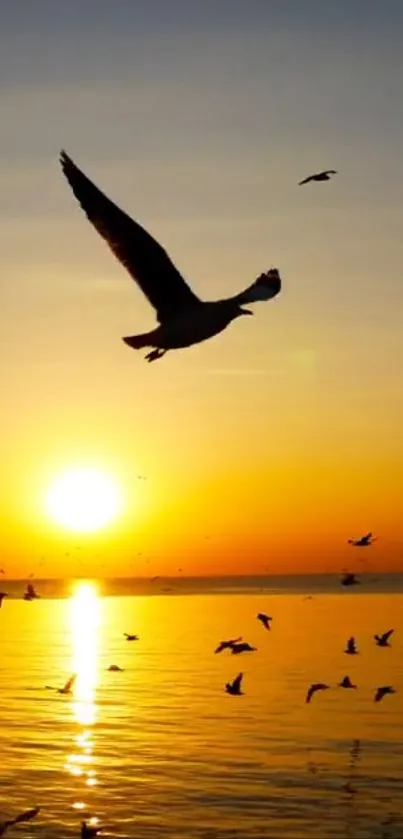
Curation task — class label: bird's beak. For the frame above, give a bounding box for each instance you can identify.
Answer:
[239,307,253,316]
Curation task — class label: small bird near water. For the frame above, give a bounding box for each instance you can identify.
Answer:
[257,613,272,630]
[374,686,396,703]
[107,664,124,672]
[344,637,358,655]
[225,673,244,695]
[230,642,257,655]
[215,637,242,654]
[24,583,40,601]
[374,629,393,647]
[299,169,337,185]
[341,572,360,587]
[348,532,376,547]
[306,683,329,703]
[0,808,40,837]
[339,676,357,689]
[59,151,282,362]
[124,633,139,641]
[45,673,76,695]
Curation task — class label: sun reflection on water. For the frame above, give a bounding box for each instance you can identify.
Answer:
[65,582,101,800]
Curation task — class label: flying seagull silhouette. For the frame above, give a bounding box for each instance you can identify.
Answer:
[59,151,281,362]
[299,169,337,185]
[345,637,358,655]
[230,642,257,654]
[124,633,139,641]
[225,673,244,695]
[306,683,329,703]
[0,808,40,837]
[374,629,393,647]
[107,664,124,672]
[45,673,76,694]
[24,583,39,601]
[348,532,376,547]
[341,572,360,587]
[374,686,395,703]
[214,637,242,654]
[339,676,357,689]
[0,592,8,608]
[257,613,272,630]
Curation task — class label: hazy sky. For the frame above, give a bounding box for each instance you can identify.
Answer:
[1,0,403,577]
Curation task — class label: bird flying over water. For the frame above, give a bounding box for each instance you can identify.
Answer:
[299,169,337,185]
[339,676,357,689]
[0,808,40,837]
[348,533,376,547]
[124,633,139,641]
[45,673,76,694]
[341,572,360,587]
[0,592,8,608]
[107,664,124,672]
[344,637,358,655]
[24,583,39,601]
[374,629,393,647]
[59,151,282,362]
[225,673,244,695]
[230,642,257,654]
[214,637,242,654]
[374,686,396,703]
[306,683,329,703]
[257,613,272,630]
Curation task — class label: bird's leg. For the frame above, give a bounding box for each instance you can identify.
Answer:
[144,348,167,363]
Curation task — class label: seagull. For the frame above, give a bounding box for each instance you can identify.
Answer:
[341,572,360,587]
[124,633,139,641]
[225,673,244,695]
[339,676,357,689]
[348,532,376,547]
[23,583,39,601]
[59,151,282,362]
[374,686,396,703]
[374,629,393,647]
[214,637,243,654]
[344,637,358,655]
[299,169,337,185]
[257,613,272,630]
[0,808,40,837]
[230,642,257,654]
[107,664,124,672]
[306,683,329,703]
[81,820,101,838]
[0,592,8,608]
[45,673,76,694]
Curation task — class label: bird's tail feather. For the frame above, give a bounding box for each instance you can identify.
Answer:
[122,333,153,350]
[235,269,281,305]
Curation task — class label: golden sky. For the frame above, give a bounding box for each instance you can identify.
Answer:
[1,1,403,577]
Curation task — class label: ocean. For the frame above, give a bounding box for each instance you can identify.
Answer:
[0,575,402,838]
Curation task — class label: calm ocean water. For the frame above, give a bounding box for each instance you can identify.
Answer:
[0,576,402,838]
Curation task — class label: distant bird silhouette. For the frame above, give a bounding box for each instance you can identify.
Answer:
[341,572,360,587]
[0,808,40,837]
[299,169,337,185]
[344,637,358,655]
[45,673,76,694]
[214,637,242,654]
[230,642,257,655]
[257,613,272,630]
[306,683,329,703]
[225,673,244,695]
[374,629,393,647]
[81,820,101,838]
[0,592,8,608]
[339,676,357,689]
[60,151,282,362]
[348,532,376,547]
[107,664,124,672]
[374,686,396,703]
[124,633,139,641]
[24,583,39,601]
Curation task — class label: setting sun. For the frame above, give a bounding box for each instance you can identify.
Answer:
[45,467,121,533]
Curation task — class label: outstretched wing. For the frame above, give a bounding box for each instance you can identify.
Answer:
[63,673,77,693]
[12,809,40,826]
[233,672,243,692]
[382,629,394,642]
[299,175,314,185]
[232,269,281,306]
[60,151,201,322]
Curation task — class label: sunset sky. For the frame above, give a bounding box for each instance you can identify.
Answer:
[1,0,403,578]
